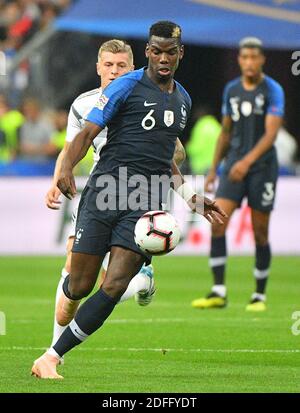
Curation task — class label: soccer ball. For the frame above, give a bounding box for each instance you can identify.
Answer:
[134,211,181,255]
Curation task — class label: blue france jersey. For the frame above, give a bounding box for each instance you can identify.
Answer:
[222,75,284,166]
[86,68,191,192]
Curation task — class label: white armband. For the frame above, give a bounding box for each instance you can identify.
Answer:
[176,182,196,202]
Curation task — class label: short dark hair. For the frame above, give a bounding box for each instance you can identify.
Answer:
[149,21,182,43]
[239,37,264,53]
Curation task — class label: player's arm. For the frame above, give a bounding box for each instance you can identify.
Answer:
[205,115,232,192]
[229,114,282,182]
[171,160,227,224]
[45,144,70,209]
[57,75,135,199]
[57,122,102,199]
[173,138,186,167]
[46,101,82,209]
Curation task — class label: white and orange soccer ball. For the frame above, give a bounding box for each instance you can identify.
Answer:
[134,211,181,255]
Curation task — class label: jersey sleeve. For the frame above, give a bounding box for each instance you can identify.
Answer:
[221,83,231,116]
[86,73,140,128]
[66,103,82,143]
[266,80,285,117]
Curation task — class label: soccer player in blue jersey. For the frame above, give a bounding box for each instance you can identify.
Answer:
[31,21,226,379]
[192,38,285,312]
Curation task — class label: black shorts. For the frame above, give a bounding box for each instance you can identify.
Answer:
[72,186,152,265]
[216,158,278,212]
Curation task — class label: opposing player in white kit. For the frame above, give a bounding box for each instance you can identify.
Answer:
[45,39,186,351]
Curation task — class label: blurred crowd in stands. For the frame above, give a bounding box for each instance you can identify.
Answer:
[0,1,94,176]
[0,94,298,176]
[0,1,73,105]
[0,93,94,175]
[0,0,71,49]
[0,1,299,176]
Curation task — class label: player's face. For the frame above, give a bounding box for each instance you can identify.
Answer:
[145,36,184,82]
[238,47,265,79]
[97,51,134,89]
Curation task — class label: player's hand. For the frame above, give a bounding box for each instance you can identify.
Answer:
[204,170,217,193]
[229,160,250,182]
[46,186,62,210]
[57,169,76,200]
[187,194,227,225]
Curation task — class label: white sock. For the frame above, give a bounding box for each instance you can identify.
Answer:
[118,273,151,303]
[212,284,226,298]
[50,268,69,348]
[47,347,61,360]
[251,292,266,302]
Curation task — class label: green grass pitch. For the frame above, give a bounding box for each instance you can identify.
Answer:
[0,255,299,393]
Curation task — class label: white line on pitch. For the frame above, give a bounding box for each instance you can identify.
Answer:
[9,317,289,324]
[1,346,299,354]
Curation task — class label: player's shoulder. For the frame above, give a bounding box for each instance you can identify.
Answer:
[263,75,284,95]
[175,80,192,109]
[103,68,145,95]
[223,77,241,94]
[71,88,101,114]
[75,88,100,102]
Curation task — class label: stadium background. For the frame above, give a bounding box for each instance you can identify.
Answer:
[0,0,300,393]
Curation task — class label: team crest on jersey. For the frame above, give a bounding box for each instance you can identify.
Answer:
[254,93,265,115]
[255,94,265,108]
[164,110,174,127]
[95,94,109,111]
[241,101,252,117]
[180,104,187,129]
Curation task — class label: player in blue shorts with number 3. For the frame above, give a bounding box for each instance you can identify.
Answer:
[192,38,285,312]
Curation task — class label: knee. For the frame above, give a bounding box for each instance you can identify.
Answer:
[212,222,226,238]
[253,226,268,246]
[67,277,94,300]
[254,233,268,246]
[102,276,129,299]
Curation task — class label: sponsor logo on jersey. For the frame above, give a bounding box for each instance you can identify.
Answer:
[144,101,157,107]
[164,110,174,127]
[96,94,109,111]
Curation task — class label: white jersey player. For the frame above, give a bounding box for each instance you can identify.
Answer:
[46,40,156,352]
[65,87,106,246]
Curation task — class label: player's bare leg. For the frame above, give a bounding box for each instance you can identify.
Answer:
[98,268,106,289]
[51,236,80,350]
[32,253,103,379]
[192,198,237,309]
[99,252,154,304]
[31,353,63,380]
[246,209,271,311]
[55,237,80,325]
[34,248,144,379]
[51,243,154,352]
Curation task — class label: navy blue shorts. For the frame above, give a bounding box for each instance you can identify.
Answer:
[72,186,152,265]
[216,158,278,212]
